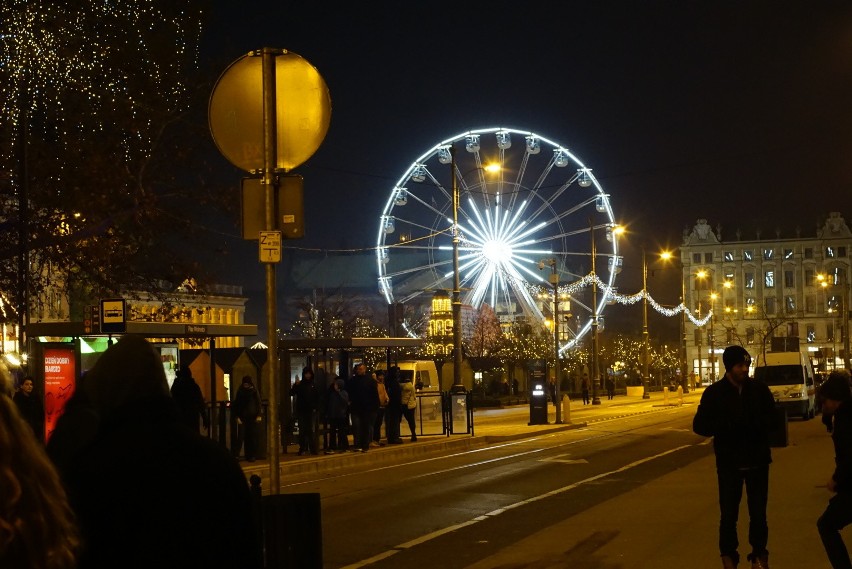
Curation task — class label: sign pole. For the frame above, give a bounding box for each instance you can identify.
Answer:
[262,48,281,494]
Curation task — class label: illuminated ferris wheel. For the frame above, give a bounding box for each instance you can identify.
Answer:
[376,127,620,349]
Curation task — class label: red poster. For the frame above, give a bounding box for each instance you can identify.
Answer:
[44,347,76,442]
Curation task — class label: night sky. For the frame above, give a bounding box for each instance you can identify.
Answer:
[201,2,852,340]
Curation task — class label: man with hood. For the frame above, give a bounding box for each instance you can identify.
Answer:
[46,336,258,569]
[817,369,852,568]
[693,345,775,569]
[291,367,319,455]
[170,365,208,434]
[232,375,262,462]
[324,376,349,454]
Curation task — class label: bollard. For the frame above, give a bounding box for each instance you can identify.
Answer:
[561,394,571,424]
[677,385,684,405]
[663,386,669,404]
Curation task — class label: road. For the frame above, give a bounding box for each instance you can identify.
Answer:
[280,401,707,569]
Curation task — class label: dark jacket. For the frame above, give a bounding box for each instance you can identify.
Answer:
[13,391,44,439]
[349,374,380,414]
[170,372,208,431]
[385,369,402,410]
[292,377,319,415]
[325,382,349,420]
[233,383,262,421]
[831,400,852,493]
[693,376,776,470]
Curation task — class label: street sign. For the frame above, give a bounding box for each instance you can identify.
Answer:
[259,231,282,263]
[100,298,126,334]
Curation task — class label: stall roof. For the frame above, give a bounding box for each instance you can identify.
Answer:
[26,321,258,338]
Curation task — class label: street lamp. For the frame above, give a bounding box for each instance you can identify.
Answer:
[449,145,464,391]
[660,250,688,393]
[590,218,603,405]
[641,246,651,399]
[539,258,563,423]
[694,269,708,384]
[818,271,851,370]
[709,291,718,382]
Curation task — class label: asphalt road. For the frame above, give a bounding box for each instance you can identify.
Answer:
[282,403,706,569]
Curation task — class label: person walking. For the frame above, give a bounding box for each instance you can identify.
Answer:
[1,363,79,569]
[170,365,208,434]
[693,345,775,569]
[324,377,349,454]
[581,375,590,405]
[13,375,44,441]
[232,375,263,462]
[372,370,389,447]
[400,373,418,442]
[292,367,319,455]
[816,369,852,568]
[385,366,404,444]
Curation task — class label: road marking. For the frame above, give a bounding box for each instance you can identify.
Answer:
[539,453,589,464]
[345,444,694,567]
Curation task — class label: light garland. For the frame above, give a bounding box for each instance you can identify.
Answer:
[509,271,714,327]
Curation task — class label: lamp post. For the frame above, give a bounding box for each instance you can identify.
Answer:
[641,246,651,399]
[819,271,851,370]
[590,218,602,405]
[694,270,708,385]
[709,291,718,382]
[450,145,464,390]
[660,250,688,393]
[539,258,562,423]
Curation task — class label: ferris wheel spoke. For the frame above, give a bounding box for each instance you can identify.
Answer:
[384,258,454,279]
[402,186,451,220]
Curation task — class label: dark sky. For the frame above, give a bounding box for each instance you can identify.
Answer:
[200,1,852,339]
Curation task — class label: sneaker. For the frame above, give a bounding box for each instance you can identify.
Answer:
[370,441,381,448]
[410,436,417,442]
[388,439,404,444]
[324,449,336,455]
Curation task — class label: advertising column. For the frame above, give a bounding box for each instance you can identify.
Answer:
[43,345,77,442]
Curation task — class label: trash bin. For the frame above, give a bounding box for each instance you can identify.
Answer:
[529,381,548,425]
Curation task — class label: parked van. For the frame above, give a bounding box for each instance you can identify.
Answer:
[753,351,816,420]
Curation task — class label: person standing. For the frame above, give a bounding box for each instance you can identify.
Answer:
[324,378,349,454]
[170,365,208,434]
[292,367,319,455]
[349,363,379,452]
[693,345,775,569]
[372,370,389,447]
[13,375,44,442]
[385,366,404,444]
[400,373,418,442]
[232,375,262,462]
[816,369,852,568]
[606,376,615,400]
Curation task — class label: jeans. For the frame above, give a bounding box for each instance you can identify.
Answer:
[385,406,402,442]
[818,492,852,568]
[358,411,376,451]
[373,407,386,441]
[401,406,417,437]
[717,465,769,562]
[327,416,349,451]
[296,411,316,454]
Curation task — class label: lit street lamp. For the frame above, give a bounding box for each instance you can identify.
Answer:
[818,271,851,370]
[660,250,688,393]
[641,246,651,399]
[539,258,563,423]
[590,218,602,405]
[449,145,464,390]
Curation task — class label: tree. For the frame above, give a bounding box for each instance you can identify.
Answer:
[1,1,230,324]
[465,304,504,358]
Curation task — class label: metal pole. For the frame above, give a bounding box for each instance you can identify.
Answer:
[642,246,650,399]
[709,296,716,382]
[680,266,689,392]
[451,145,463,389]
[845,271,851,370]
[591,219,601,405]
[697,284,703,385]
[551,261,562,423]
[262,48,281,493]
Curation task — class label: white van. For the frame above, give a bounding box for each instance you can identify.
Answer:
[753,351,816,420]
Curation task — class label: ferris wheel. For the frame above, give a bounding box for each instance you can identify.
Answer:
[376,127,620,350]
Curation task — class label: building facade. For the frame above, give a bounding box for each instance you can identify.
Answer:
[680,212,852,380]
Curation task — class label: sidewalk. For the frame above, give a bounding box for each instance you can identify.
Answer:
[465,406,837,569]
[241,389,703,488]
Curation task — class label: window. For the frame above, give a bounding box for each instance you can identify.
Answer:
[724,251,734,262]
[805,269,814,286]
[806,295,816,313]
[785,296,795,313]
[726,329,735,343]
[807,325,815,343]
[745,272,755,289]
[765,297,776,314]
[725,271,734,281]
[784,248,794,259]
[693,253,701,263]
[763,248,774,260]
[840,246,847,258]
[746,327,755,344]
[828,323,835,342]
[788,322,799,337]
[805,247,814,259]
[827,247,836,258]
[704,252,713,263]
[784,270,795,288]
[694,329,702,345]
[743,250,753,261]
[765,271,775,288]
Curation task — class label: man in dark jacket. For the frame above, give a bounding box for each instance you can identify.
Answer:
[693,345,776,569]
[817,369,852,568]
[348,363,379,452]
[13,375,44,442]
[384,366,404,444]
[232,375,262,462]
[291,367,319,455]
[170,365,209,434]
